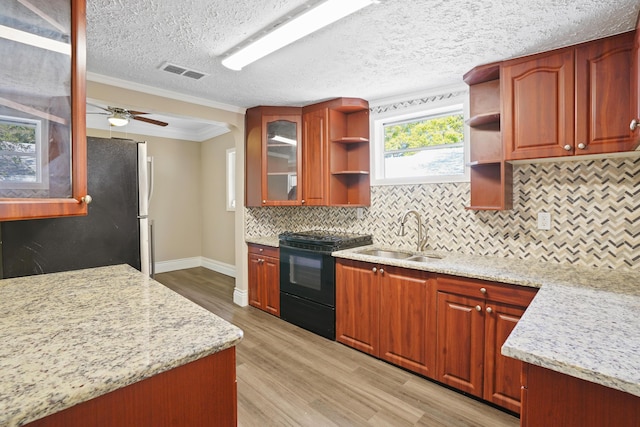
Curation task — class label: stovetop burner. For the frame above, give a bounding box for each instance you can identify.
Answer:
[279,230,373,251]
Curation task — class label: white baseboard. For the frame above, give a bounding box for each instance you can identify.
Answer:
[154,257,202,274]
[154,256,237,277]
[233,288,248,307]
[201,257,236,278]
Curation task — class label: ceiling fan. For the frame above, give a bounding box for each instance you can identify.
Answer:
[88,105,169,127]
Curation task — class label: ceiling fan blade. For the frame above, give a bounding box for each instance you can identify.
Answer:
[87,103,111,112]
[133,116,169,127]
[127,110,149,116]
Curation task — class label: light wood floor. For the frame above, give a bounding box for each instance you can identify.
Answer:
[155,267,519,427]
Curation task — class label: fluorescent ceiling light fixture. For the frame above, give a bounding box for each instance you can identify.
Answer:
[272,135,297,145]
[0,25,70,55]
[222,0,375,70]
[108,113,129,127]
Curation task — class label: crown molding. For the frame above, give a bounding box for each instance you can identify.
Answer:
[87,72,246,115]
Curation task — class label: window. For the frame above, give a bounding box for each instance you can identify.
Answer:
[372,92,469,185]
[226,147,236,211]
[0,115,47,189]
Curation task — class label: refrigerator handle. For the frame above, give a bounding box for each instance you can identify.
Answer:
[147,156,154,204]
[150,220,155,278]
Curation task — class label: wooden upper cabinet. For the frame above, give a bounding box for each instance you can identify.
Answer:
[245,106,302,207]
[632,16,640,145]
[503,32,639,161]
[302,108,330,206]
[502,49,575,160]
[575,32,637,154]
[0,0,88,221]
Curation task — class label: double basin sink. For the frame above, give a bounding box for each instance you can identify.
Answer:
[357,248,443,263]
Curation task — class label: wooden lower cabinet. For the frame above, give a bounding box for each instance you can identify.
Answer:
[26,347,238,427]
[436,275,537,414]
[335,260,436,376]
[521,363,640,427]
[247,244,280,317]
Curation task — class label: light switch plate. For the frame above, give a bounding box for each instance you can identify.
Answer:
[537,212,551,230]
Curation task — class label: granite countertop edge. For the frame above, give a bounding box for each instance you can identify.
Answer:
[246,235,280,247]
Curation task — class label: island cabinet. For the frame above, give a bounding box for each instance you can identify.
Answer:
[245,106,303,206]
[24,348,238,427]
[436,275,537,414]
[247,243,280,317]
[503,31,638,161]
[335,259,437,378]
[0,0,89,221]
[520,363,640,427]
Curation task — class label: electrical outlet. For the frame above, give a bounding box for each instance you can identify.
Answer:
[537,212,551,230]
[356,207,364,220]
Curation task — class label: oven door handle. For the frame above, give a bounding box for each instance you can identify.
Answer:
[279,244,333,256]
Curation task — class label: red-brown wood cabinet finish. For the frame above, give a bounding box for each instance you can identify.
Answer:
[25,347,238,427]
[302,107,330,206]
[521,363,640,427]
[336,259,437,379]
[436,275,537,414]
[0,0,88,221]
[503,32,639,161]
[247,244,280,317]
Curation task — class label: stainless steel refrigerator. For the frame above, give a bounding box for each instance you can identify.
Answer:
[0,137,152,278]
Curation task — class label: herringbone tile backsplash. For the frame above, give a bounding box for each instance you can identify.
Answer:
[246,156,640,271]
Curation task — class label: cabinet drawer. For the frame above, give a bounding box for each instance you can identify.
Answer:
[247,244,279,258]
[436,275,537,307]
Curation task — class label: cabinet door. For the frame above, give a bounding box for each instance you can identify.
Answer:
[263,115,302,205]
[302,109,329,206]
[502,50,575,160]
[262,255,280,317]
[575,33,637,155]
[634,23,640,145]
[335,260,379,357]
[484,302,526,413]
[0,0,88,220]
[436,292,485,397]
[379,267,436,378]
[247,254,264,310]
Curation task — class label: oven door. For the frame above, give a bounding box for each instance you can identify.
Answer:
[279,245,335,307]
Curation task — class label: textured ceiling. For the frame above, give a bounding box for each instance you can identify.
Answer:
[86,0,640,110]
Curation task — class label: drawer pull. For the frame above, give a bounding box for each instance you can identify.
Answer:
[486,307,493,314]
[480,287,487,294]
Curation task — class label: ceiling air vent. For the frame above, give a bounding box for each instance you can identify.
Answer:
[159,62,209,80]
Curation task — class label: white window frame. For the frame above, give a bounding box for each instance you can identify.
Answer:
[0,114,48,190]
[371,90,470,186]
[226,147,236,211]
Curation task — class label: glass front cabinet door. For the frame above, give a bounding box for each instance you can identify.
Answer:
[262,115,302,205]
[0,0,88,220]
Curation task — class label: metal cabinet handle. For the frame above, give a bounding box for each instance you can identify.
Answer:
[379,269,384,275]
[475,305,482,312]
[486,307,493,314]
[631,119,639,131]
[259,248,263,252]
[577,143,586,150]
[563,144,572,151]
[301,199,305,204]
[372,267,377,273]
[81,195,92,204]
[480,287,487,294]
[262,200,266,204]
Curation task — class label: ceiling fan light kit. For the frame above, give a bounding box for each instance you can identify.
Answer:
[107,112,130,127]
[221,0,376,71]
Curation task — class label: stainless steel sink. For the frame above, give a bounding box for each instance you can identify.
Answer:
[407,254,443,262]
[358,249,414,259]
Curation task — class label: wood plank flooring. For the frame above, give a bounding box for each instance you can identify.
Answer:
[155,267,519,427]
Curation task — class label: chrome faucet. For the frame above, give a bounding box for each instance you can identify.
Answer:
[397,210,428,251]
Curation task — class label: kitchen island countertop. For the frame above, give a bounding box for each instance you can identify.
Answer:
[0,264,243,427]
[333,245,640,398]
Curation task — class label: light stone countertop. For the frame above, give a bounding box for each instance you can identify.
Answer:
[0,264,243,427]
[332,245,640,398]
[246,235,279,247]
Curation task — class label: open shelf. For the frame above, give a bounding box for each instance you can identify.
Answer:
[466,162,513,210]
[331,170,370,175]
[467,112,500,127]
[333,136,369,144]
